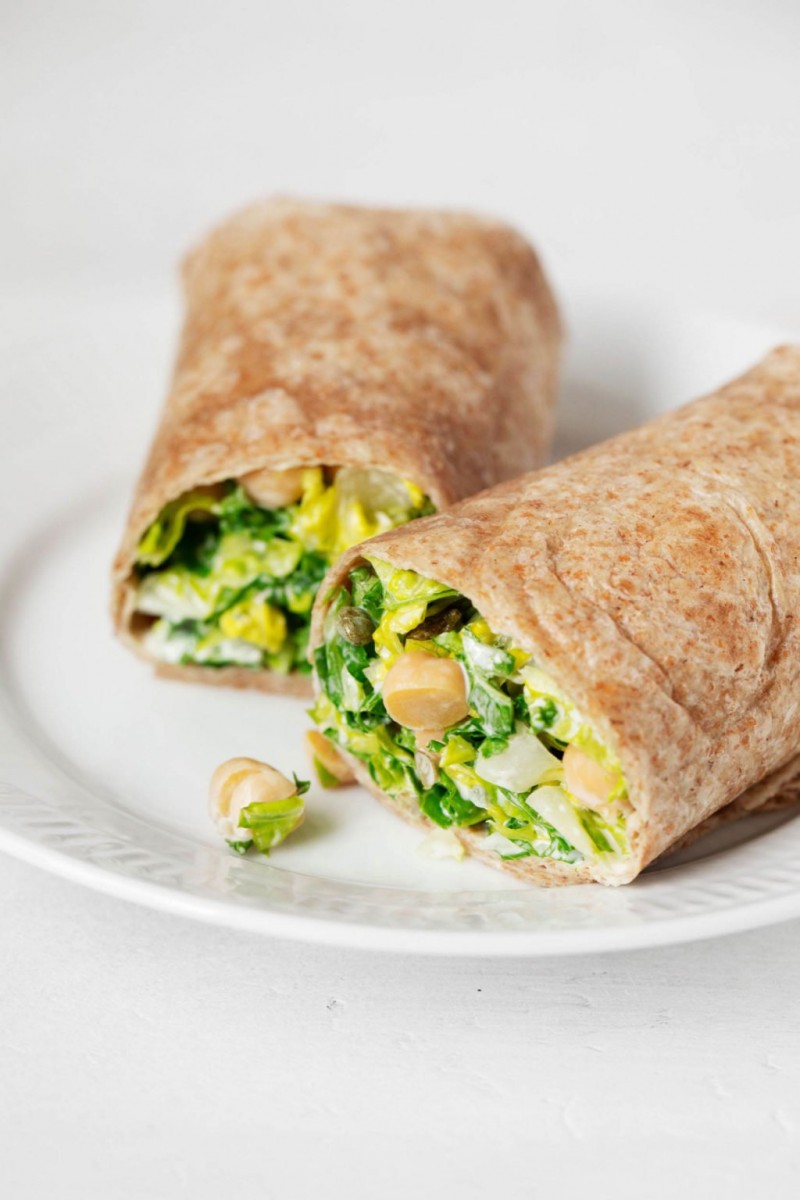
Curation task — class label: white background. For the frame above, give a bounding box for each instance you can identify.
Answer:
[2,2,799,1196]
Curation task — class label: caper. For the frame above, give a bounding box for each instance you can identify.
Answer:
[406,603,465,641]
[337,605,375,645]
[414,748,440,790]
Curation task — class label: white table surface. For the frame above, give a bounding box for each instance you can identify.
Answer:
[2,2,799,1194]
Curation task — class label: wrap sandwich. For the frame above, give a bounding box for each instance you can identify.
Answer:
[310,347,800,885]
[111,198,562,694]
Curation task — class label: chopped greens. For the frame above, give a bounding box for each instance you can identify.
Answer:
[235,774,309,855]
[312,557,630,869]
[133,469,433,673]
[137,489,220,567]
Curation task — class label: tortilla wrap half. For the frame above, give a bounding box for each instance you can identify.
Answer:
[111,197,562,694]
[310,346,800,885]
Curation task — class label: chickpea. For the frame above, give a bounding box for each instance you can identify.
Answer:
[562,745,620,812]
[382,652,470,730]
[239,466,306,509]
[209,756,298,841]
[305,731,356,786]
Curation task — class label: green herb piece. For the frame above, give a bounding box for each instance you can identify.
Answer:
[468,676,515,738]
[461,628,516,678]
[238,792,305,854]
[226,839,252,856]
[138,490,221,568]
[217,485,292,538]
[419,778,485,828]
[350,565,385,624]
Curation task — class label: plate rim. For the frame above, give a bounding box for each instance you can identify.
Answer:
[1,810,799,956]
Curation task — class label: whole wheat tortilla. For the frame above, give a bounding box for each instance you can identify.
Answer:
[111,197,562,693]
[311,346,800,885]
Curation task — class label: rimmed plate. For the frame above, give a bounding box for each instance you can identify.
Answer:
[1,290,798,955]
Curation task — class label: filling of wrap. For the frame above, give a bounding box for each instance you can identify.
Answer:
[311,557,631,868]
[132,469,434,674]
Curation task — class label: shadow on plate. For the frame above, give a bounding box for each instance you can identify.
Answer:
[649,807,797,873]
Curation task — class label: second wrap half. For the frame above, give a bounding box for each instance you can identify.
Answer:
[311,348,800,884]
[112,198,563,693]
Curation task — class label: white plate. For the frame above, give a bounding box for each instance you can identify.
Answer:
[1,291,799,956]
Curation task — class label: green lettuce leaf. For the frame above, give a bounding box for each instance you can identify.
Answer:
[419,775,485,828]
[136,568,227,622]
[217,485,292,538]
[467,676,515,738]
[368,557,457,609]
[461,628,516,678]
[350,565,385,623]
[238,792,305,854]
[138,490,220,567]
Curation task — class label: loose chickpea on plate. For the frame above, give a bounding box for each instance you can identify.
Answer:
[209,757,308,854]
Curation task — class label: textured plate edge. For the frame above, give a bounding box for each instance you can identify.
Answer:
[2,825,800,958]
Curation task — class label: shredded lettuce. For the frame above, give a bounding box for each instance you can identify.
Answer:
[311,558,631,868]
[136,567,224,622]
[292,470,433,561]
[213,531,303,586]
[134,471,432,672]
[137,490,220,567]
[236,776,309,854]
[218,597,287,654]
[370,557,456,608]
